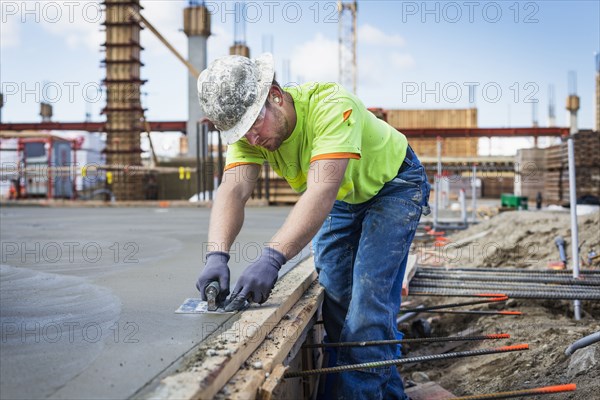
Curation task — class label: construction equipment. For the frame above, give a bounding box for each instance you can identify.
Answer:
[554,235,568,268]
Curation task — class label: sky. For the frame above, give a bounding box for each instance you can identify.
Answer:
[1,0,599,155]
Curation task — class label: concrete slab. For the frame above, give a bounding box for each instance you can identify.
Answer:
[0,207,307,399]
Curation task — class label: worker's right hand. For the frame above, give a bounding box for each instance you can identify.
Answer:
[196,251,230,303]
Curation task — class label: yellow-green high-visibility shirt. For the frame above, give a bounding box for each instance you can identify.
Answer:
[224,82,408,204]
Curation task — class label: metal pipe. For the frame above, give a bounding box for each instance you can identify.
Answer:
[565,331,600,356]
[460,189,467,226]
[302,333,510,349]
[566,132,581,320]
[196,121,201,201]
[396,305,424,324]
[434,137,442,230]
[471,163,477,222]
[555,236,568,267]
[284,344,529,378]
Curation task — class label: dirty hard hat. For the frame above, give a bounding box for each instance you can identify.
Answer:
[197,53,275,145]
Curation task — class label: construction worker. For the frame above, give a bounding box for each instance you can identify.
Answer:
[195,53,430,399]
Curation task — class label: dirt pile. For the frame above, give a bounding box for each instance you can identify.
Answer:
[403,210,600,399]
[440,210,599,270]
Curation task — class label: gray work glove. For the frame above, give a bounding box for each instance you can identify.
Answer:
[225,247,287,311]
[196,251,230,303]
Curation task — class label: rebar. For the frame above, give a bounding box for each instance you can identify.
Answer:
[284,344,528,378]
[416,310,522,316]
[302,333,510,349]
[409,287,600,300]
[452,383,576,399]
[400,296,508,313]
[410,279,599,293]
[418,267,600,275]
[414,271,600,286]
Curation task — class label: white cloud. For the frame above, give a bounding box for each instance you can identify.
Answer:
[290,33,337,83]
[0,14,21,48]
[36,1,104,52]
[358,24,405,47]
[390,52,416,69]
[140,0,187,57]
[207,25,234,61]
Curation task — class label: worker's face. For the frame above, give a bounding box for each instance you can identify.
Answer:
[244,99,290,151]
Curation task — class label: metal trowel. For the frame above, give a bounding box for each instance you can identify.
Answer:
[175,281,246,314]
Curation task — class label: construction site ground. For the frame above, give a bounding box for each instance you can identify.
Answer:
[2,205,599,399]
[403,209,600,399]
[0,206,308,400]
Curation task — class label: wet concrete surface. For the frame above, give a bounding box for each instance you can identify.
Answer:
[0,207,305,399]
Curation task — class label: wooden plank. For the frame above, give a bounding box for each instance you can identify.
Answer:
[146,260,318,400]
[401,254,418,297]
[405,381,455,400]
[257,364,288,400]
[216,281,324,399]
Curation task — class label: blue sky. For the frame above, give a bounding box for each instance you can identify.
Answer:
[1,1,599,154]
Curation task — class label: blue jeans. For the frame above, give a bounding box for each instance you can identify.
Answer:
[313,146,430,400]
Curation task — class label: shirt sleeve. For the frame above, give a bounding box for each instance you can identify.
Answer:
[309,95,363,163]
[224,139,266,171]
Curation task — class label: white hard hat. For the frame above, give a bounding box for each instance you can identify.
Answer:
[197,53,275,145]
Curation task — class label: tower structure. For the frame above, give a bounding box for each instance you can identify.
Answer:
[338,1,357,93]
[548,85,556,127]
[102,0,145,200]
[595,53,600,132]
[183,0,211,156]
[230,2,250,57]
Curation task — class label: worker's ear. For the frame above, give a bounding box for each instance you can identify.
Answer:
[269,86,284,105]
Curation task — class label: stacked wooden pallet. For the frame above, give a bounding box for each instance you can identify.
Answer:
[263,165,303,204]
[514,148,545,199]
[388,108,479,157]
[543,131,600,205]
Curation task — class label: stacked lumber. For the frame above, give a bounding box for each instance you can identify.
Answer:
[388,108,479,157]
[514,148,545,198]
[543,131,600,205]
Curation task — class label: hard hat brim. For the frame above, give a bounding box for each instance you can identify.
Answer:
[221,53,275,145]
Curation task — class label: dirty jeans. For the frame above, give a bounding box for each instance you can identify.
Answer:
[313,146,430,400]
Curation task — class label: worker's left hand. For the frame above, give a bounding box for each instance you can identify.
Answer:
[225,247,287,311]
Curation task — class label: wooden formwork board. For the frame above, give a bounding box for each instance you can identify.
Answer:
[145,260,318,400]
[215,280,324,399]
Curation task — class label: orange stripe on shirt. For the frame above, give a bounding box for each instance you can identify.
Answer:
[343,109,353,121]
[224,162,261,171]
[310,152,361,163]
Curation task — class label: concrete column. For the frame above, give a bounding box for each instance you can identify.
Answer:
[184,6,210,157]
